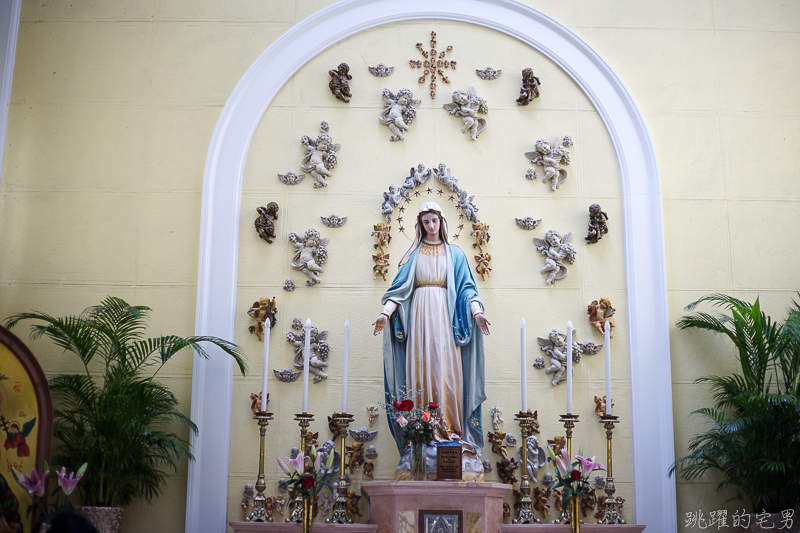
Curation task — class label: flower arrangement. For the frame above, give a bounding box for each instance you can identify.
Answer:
[546,444,604,501]
[385,392,445,445]
[13,461,87,525]
[276,446,335,499]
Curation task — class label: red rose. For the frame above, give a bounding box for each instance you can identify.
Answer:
[301,476,315,489]
[428,402,438,409]
[570,470,581,481]
[393,400,414,412]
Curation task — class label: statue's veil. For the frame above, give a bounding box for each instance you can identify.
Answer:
[398,201,450,265]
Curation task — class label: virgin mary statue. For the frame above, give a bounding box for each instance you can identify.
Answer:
[373,202,490,461]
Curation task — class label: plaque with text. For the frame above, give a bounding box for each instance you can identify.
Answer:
[436,445,462,480]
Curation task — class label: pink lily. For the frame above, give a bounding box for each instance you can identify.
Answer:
[55,463,87,496]
[314,452,322,471]
[277,457,291,475]
[554,454,567,474]
[560,448,571,468]
[575,455,604,477]
[13,467,46,497]
[287,455,306,473]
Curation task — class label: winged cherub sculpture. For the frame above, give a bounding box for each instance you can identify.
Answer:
[443,87,488,140]
[288,229,329,286]
[534,230,576,285]
[286,323,330,383]
[525,136,571,191]
[537,328,603,386]
[300,126,341,188]
[379,88,420,141]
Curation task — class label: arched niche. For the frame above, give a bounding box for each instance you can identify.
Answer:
[188,1,676,531]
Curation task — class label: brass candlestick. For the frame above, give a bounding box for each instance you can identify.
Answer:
[598,414,625,524]
[246,411,274,522]
[552,413,579,525]
[327,412,355,524]
[512,411,539,524]
[287,412,315,523]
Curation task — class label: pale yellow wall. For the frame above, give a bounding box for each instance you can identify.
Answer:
[0,1,797,532]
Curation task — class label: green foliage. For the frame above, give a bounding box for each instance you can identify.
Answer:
[4,297,248,508]
[669,294,800,512]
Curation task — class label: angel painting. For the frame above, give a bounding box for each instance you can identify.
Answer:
[537,328,603,386]
[534,230,576,285]
[525,137,571,191]
[300,130,341,188]
[286,323,330,383]
[443,87,488,140]
[4,418,35,457]
[379,88,420,141]
[289,229,329,286]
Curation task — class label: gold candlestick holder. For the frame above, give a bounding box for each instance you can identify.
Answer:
[552,413,579,525]
[287,412,315,523]
[512,411,539,524]
[246,411,274,522]
[327,412,355,524]
[598,414,625,524]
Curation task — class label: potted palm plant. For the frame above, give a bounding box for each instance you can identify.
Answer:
[4,297,248,533]
[669,294,800,532]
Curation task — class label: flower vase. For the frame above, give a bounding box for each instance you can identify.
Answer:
[411,442,426,481]
[302,496,314,533]
[568,495,581,533]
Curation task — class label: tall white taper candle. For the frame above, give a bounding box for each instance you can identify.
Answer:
[302,318,311,413]
[342,319,350,413]
[605,321,612,415]
[261,318,270,412]
[566,320,573,414]
[520,317,527,411]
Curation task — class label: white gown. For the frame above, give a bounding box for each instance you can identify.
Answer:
[405,241,464,438]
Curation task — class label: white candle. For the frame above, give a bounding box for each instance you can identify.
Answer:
[520,317,527,411]
[302,318,311,413]
[261,318,271,412]
[342,319,350,413]
[605,321,612,415]
[566,320,573,414]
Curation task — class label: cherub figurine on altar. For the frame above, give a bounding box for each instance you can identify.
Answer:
[525,137,571,191]
[300,125,341,188]
[346,490,362,518]
[534,230,576,285]
[379,88,421,141]
[496,457,519,484]
[587,297,616,336]
[289,229,329,286]
[518,435,547,483]
[532,487,551,518]
[488,430,508,458]
[373,202,490,476]
[443,87,488,140]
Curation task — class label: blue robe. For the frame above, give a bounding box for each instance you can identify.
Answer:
[381,243,486,452]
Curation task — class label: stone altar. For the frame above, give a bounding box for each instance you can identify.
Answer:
[361,481,509,533]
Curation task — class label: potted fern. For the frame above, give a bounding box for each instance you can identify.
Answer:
[4,297,248,533]
[668,295,800,532]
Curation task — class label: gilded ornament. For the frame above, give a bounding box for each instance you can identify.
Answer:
[587,297,616,336]
[409,31,455,98]
[593,395,614,418]
[246,296,277,341]
[532,487,551,518]
[488,430,508,458]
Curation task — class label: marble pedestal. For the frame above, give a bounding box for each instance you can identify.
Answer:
[361,481,509,533]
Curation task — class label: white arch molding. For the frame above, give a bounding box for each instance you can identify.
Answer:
[189,1,677,531]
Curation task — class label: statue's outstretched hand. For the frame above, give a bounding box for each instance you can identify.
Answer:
[475,313,491,335]
[373,314,388,336]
